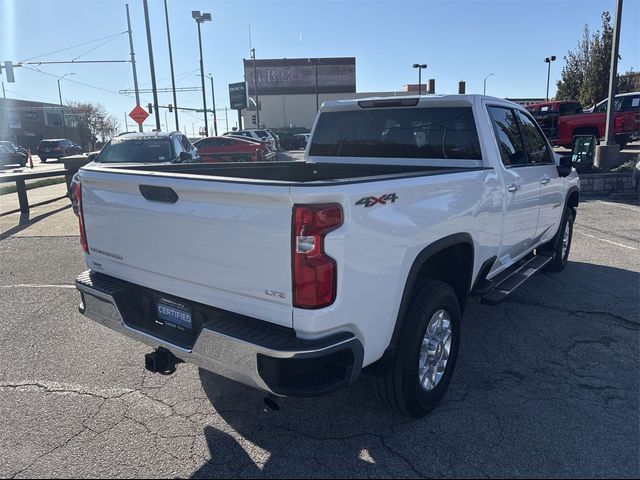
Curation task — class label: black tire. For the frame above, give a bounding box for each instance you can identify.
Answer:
[40,157,47,163]
[376,280,461,418]
[544,209,575,272]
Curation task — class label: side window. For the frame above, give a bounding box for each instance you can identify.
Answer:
[621,95,640,112]
[488,106,527,166]
[594,101,607,113]
[515,110,552,164]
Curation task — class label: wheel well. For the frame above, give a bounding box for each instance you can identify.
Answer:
[567,190,579,210]
[365,237,474,376]
[413,243,473,309]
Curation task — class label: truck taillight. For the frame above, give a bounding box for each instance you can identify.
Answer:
[74,182,88,253]
[292,204,342,309]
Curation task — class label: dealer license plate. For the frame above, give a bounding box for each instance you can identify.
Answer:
[156,299,192,331]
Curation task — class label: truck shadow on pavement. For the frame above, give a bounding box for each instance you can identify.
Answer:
[191,260,639,478]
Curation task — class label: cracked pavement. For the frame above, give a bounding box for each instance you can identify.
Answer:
[0,195,638,478]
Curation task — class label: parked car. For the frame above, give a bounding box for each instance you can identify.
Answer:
[0,144,27,168]
[274,132,305,150]
[70,132,198,216]
[0,140,29,156]
[223,129,279,151]
[37,139,83,163]
[295,133,310,147]
[554,92,640,149]
[93,131,198,164]
[74,94,579,418]
[194,136,275,162]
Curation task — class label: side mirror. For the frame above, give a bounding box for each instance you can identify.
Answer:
[571,135,596,167]
[557,155,573,177]
[178,151,192,163]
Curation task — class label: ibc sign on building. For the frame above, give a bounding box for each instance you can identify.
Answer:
[243,57,356,95]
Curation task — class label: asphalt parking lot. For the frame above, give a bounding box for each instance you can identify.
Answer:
[0,185,638,478]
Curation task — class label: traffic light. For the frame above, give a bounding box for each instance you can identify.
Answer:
[147,103,153,114]
[251,115,256,125]
[0,61,15,83]
[168,104,173,113]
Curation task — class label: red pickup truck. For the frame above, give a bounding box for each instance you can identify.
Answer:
[526,100,583,143]
[554,92,640,149]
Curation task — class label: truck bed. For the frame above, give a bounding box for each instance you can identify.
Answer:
[91,161,474,185]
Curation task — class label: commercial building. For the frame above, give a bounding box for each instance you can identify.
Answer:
[0,98,82,150]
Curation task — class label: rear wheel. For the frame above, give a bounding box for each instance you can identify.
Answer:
[40,157,47,163]
[376,280,461,418]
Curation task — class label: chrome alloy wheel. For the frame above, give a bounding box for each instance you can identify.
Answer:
[561,220,571,259]
[418,309,452,392]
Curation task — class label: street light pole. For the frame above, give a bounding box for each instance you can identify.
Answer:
[413,64,427,95]
[192,10,211,135]
[483,73,494,95]
[544,56,556,101]
[163,0,179,131]
[206,74,218,135]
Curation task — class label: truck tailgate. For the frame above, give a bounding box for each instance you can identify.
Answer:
[79,168,294,328]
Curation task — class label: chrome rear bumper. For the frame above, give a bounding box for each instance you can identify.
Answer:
[75,270,363,396]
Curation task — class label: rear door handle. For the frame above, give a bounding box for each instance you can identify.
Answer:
[540,176,551,185]
[507,184,520,193]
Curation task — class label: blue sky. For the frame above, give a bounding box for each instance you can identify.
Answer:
[2,0,639,133]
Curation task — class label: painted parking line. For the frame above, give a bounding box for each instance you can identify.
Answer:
[575,230,638,251]
[0,284,75,289]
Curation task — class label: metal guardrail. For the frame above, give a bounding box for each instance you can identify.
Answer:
[0,156,90,217]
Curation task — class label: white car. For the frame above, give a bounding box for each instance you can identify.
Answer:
[74,95,579,418]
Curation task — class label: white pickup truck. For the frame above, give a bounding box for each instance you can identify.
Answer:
[74,95,579,418]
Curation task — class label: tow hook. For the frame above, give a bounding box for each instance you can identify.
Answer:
[144,348,182,375]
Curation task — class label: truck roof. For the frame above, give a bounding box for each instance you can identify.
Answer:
[320,94,515,112]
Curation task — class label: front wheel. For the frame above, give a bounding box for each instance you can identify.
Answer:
[376,280,461,418]
[544,210,575,272]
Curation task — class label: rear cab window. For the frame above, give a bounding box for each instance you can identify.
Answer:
[309,107,482,160]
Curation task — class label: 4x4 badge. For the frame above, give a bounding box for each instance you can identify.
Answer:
[355,193,398,208]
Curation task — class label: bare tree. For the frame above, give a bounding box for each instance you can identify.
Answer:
[66,101,119,150]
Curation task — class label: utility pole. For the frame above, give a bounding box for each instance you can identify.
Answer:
[143,0,161,131]
[206,74,218,135]
[595,0,624,170]
[1,82,5,99]
[224,106,228,132]
[163,0,179,131]
[315,58,319,113]
[604,0,623,146]
[126,4,142,132]
[250,48,260,127]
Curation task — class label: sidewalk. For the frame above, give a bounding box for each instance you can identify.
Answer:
[0,183,78,238]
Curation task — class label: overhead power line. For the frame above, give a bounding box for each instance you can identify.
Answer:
[20,31,128,63]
